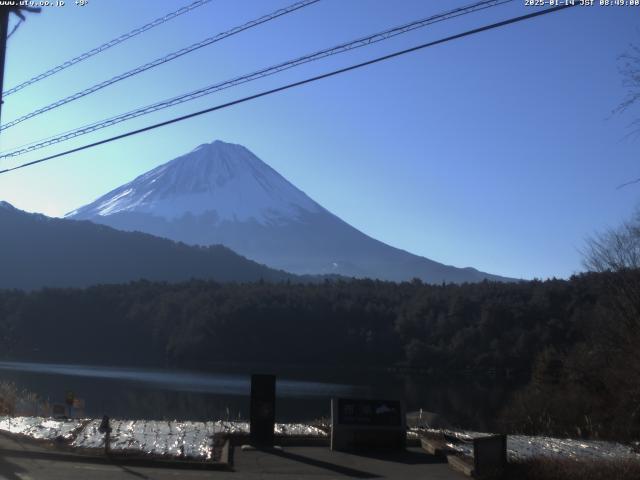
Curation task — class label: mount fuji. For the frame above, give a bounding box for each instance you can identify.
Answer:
[67,140,513,283]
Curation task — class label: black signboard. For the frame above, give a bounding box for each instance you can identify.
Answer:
[250,374,276,446]
[337,399,402,427]
[331,397,406,451]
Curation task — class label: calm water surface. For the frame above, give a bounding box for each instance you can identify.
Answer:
[0,361,508,428]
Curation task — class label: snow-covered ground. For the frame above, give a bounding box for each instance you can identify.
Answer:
[0,416,84,441]
[0,416,326,461]
[420,428,640,462]
[3,416,636,462]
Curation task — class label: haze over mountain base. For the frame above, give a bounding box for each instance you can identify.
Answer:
[67,140,514,283]
[0,201,294,290]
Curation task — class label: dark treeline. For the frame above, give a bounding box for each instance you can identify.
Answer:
[0,270,638,439]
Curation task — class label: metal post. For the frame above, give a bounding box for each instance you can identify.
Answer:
[0,7,10,126]
[98,415,112,456]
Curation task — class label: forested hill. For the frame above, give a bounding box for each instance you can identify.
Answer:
[0,201,295,289]
[2,270,639,438]
[0,272,615,372]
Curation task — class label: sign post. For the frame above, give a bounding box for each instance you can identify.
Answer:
[65,391,75,418]
[51,404,66,419]
[72,398,85,418]
[250,374,276,447]
[98,415,112,456]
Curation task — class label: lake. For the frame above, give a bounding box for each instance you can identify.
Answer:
[0,361,510,429]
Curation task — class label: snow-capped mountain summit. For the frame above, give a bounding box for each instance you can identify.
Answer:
[68,140,514,283]
[68,140,320,224]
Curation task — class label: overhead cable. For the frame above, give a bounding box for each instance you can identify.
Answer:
[0,4,576,176]
[0,0,512,154]
[3,0,214,97]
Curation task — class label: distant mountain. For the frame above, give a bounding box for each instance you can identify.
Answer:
[68,140,515,283]
[0,201,294,290]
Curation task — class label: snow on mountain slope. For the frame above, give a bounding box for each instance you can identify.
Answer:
[68,141,321,225]
[68,140,515,283]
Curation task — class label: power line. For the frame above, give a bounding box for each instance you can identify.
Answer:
[0,0,320,132]
[2,0,213,98]
[0,0,513,157]
[0,4,576,176]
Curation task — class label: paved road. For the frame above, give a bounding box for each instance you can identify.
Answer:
[0,433,463,479]
[0,433,215,480]
[231,445,462,479]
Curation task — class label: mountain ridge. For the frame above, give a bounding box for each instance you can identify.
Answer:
[68,140,322,225]
[67,140,517,284]
[0,201,298,290]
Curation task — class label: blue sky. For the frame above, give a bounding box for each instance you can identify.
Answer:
[0,0,638,280]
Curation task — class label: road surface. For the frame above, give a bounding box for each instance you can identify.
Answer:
[0,432,463,479]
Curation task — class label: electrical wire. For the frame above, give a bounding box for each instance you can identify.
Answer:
[0,4,576,176]
[2,0,213,97]
[0,0,513,156]
[0,0,320,132]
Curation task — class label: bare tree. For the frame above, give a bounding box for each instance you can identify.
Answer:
[583,210,640,328]
[583,210,640,272]
[615,42,640,121]
[583,213,640,437]
[614,41,640,188]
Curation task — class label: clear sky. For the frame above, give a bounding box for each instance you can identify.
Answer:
[0,0,638,280]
